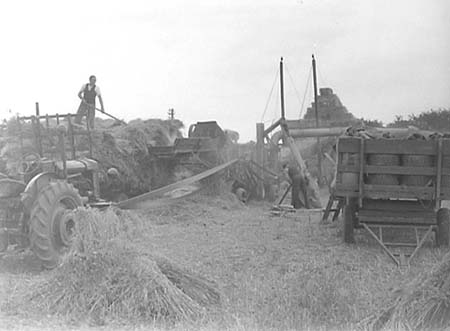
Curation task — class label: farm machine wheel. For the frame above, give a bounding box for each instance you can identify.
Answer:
[29,181,82,269]
[436,208,450,247]
[343,199,356,244]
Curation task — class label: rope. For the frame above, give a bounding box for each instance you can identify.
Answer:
[299,65,313,118]
[314,54,328,87]
[273,78,280,120]
[285,64,304,117]
[260,69,279,122]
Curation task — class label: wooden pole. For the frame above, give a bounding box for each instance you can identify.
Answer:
[312,55,322,185]
[280,57,286,120]
[256,123,265,199]
[35,102,43,157]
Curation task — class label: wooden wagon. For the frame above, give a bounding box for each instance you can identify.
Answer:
[335,137,450,265]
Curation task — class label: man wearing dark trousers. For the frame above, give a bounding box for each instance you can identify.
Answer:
[287,162,309,209]
[75,75,104,129]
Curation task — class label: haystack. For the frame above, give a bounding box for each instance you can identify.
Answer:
[5,208,221,325]
[369,251,450,331]
[0,116,185,196]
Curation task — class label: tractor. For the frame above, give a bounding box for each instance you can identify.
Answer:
[0,110,109,268]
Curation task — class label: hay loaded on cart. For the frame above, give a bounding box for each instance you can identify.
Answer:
[335,135,450,265]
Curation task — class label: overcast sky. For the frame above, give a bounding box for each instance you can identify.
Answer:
[0,0,448,141]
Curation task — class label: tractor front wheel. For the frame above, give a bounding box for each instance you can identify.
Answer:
[29,181,82,269]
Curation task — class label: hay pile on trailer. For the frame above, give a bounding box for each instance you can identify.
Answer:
[4,208,221,325]
[87,118,185,196]
[0,117,185,196]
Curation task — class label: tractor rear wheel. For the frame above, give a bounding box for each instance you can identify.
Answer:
[436,208,450,247]
[29,181,82,269]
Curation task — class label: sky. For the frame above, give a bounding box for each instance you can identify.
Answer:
[0,0,449,142]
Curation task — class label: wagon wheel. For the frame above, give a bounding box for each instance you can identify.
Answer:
[29,181,82,269]
[436,208,450,247]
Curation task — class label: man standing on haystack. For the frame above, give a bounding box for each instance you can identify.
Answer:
[75,75,105,129]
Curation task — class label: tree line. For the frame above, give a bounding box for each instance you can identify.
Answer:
[362,108,450,132]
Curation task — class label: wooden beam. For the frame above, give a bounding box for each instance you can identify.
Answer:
[256,123,265,199]
[263,118,282,137]
[281,124,322,208]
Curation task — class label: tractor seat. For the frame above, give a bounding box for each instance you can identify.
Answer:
[55,157,99,175]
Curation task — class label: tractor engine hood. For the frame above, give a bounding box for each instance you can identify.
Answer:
[55,158,98,174]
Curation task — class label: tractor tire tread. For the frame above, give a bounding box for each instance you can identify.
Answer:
[29,181,82,269]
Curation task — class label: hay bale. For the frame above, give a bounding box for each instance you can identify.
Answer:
[370,251,450,330]
[5,208,221,325]
[401,155,434,186]
[367,154,400,185]
[89,119,184,196]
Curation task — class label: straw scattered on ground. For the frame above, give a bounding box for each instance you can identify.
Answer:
[2,208,221,326]
[366,250,450,331]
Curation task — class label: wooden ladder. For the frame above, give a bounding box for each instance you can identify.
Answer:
[322,192,343,222]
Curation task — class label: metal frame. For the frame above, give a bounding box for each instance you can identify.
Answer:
[362,223,434,267]
[15,103,93,179]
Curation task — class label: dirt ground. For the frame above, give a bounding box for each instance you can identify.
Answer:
[0,190,448,330]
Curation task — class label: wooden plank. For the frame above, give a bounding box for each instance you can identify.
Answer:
[336,185,450,199]
[334,185,360,195]
[19,114,75,121]
[365,139,437,155]
[358,139,365,207]
[359,209,435,219]
[364,184,433,194]
[338,137,442,155]
[118,159,238,210]
[436,139,443,209]
[363,185,434,200]
[263,118,282,137]
[337,137,361,153]
[338,165,440,176]
[362,199,434,211]
[359,215,436,226]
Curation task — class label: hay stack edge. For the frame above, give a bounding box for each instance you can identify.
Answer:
[4,208,221,325]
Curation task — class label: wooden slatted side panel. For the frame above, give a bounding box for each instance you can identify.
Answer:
[335,138,450,200]
[338,138,438,155]
[358,199,436,226]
